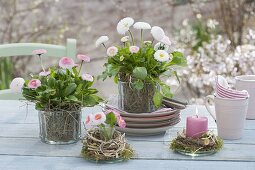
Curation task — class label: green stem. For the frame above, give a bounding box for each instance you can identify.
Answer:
[140,29,143,47]
[38,55,45,72]
[128,30,135,46]
[78,61,83,75]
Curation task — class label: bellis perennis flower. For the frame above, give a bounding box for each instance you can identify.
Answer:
[96,36,109,48]
[59,57,75,69]
[28,79,41,89]
[154,50,171,62]
[117,17,134,35]
[82,73,94,82]
[160,36,171,46]
[93,112,106,125]
[121,36,129,42]
[77,54,90,62]
[151,26,165,42]
[129,46,140,54]
[133,22,151,30]
[39,71,50,76]
[107,46,118,57]
[85,114,93,129]
[32,49,47,55]
[10,77,25,93]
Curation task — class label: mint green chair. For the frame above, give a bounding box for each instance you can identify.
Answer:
[0,39,77,100]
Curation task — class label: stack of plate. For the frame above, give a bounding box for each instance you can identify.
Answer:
[105,104,181,136]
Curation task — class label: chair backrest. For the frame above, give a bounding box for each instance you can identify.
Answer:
[0,39,77,100]
[0,39,76,58]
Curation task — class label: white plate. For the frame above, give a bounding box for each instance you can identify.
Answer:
[115,119,180,136]
[105,104,180,118]
[123,113,180,123]
[126,118,180,128]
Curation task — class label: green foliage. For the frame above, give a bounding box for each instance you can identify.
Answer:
[191,18,219,51]
[105,112,117,127]
[99,42,187,108]
[0,58,13,90]
[22,68,103,111]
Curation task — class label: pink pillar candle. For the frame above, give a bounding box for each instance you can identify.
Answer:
[186,115,208,138]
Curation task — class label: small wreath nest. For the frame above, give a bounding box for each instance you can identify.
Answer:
[170,130,223,154]
[81,128,134,162]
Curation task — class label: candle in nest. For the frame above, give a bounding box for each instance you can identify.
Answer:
[186,108,208,138]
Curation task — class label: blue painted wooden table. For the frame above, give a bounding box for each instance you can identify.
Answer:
[0,100,255,170]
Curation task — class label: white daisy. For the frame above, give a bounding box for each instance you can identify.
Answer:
[121,36,129,42]
[107,46,118,57]
[129,46,140,54]
[92,112,106,125]
[117,17,134,35]
[154,42,169,51]
[95,36,109,48]
[10,77,25,93]
[154,50,170,62]
[151,26,165,42]
[159,36,171,46]
[133,22,151,30]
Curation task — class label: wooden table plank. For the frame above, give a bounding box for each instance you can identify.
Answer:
[1,123,255,145]
[0,138,255,162]
[1,155,255,170]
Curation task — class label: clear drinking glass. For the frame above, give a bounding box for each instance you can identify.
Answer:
[118,81,156,113]
[38,109,81,144]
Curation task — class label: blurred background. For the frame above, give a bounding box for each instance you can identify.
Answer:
[0,0,254,104]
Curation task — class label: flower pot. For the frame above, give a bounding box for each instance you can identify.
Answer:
[38,109,81,144]
[118,81,156,113]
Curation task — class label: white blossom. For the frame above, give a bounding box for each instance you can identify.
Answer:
[107,46,118,57]
[121,36,129,42]
[133,22,151,30]
[96,36,109,48]
[207,19,219,29]
[117,17,134,35]
[10,77,25,93]
[151,26,165,42]
[154,50,170,62]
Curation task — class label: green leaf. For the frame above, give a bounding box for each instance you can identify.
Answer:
[133,80,144,90]
[106,64,119,76]
[153,90,163,108]
[72,67,79,76]
[82,95,103,107]
[114,75,119,84]
[133,67,147,80]
[48,77,56,88]
[105,112,117,127]
[161,84,173,98]
[120,55,124,61]
[171,51,187,66]
[35,103,44,110]
[64,83,77,96]
[68,95,79,102]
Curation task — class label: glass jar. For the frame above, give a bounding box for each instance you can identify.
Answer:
[38,109,81,144]
[118,81,156,113]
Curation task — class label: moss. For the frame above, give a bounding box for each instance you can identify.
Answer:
[170,131,223,154]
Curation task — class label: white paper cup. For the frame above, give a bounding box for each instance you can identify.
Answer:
[205,95,248,140]
[235,75,255,119]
